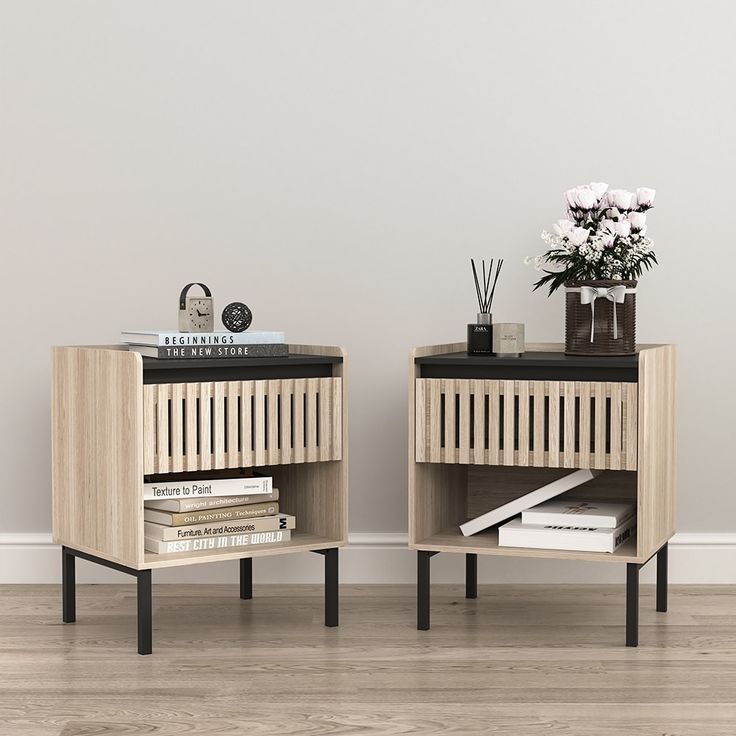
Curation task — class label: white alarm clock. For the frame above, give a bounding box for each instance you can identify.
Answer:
[178,282,214,332]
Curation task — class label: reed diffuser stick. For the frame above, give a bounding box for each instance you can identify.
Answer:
[470,257,504,315]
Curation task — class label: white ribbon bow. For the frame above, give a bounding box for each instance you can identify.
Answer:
[576,285,632,342]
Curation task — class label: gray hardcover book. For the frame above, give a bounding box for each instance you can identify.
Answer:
[144,529,292,555]
[130,343,289,359]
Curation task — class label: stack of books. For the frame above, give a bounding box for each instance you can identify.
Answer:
[122,329,287,360]
[143,472,295,555]
[498,498,635,553]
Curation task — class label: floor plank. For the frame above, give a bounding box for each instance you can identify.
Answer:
[0,584,734,735]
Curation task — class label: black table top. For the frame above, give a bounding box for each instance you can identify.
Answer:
[415,350,639,368]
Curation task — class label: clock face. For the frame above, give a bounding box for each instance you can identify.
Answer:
[187,298,213,331]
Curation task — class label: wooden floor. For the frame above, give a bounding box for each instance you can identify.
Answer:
[0,584,735,735]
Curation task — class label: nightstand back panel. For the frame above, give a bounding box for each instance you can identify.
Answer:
[415,378,637,471]
[143,377,342,475]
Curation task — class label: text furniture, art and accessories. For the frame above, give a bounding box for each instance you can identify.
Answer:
[409,342,676,646]
[528,183,657,355]
[178,282,214,332]
[222,301,253,333]
[52,344,348,654]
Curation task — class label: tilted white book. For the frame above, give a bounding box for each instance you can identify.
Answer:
[459,469,600,537]
[121,329,285,346]
[522,498,634,529]
[143,475,272,501]
[498,516,636,554]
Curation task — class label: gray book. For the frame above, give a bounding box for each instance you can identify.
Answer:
[145,529,291,555]
[129,343,288,359]
[145,489,279,513]
[144,513,295,542]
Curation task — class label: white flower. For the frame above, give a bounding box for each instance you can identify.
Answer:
[598,231,615,248]
[575,187,598,210]
[600,218,616,233]
[568,226,590,246]
[614,219,632,237]
[628,211,647,231]
[636,187,656,207]
[589,182,608,199]
[607,189,635,210]
[552,219,575,236]
[565,189,579,208]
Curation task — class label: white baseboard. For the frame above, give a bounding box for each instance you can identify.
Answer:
[1,532,735,584]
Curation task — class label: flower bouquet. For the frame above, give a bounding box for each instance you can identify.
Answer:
[528,183,657,355]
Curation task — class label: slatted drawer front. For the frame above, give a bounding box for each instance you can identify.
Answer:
[143,378,342,475]
[415,378,637,470]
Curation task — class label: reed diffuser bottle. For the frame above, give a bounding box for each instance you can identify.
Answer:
[467,257,504,355]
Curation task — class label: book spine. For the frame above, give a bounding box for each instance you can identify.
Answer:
[143,476,272,500]
[123,331,285,346]
[145,514,295,542]
[163,502,279,526]
[145,529,291,555]
[145,489,279,512]
[153,344,288,360]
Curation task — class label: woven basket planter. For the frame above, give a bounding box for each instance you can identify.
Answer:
[565,279,637,356]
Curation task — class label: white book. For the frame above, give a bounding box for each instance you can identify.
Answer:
[121,330,285,346]
[143,475,272,501]
[498,516,636,553]
[522,498,634,529]
[459,469,600,537]
[145,489,279,512]
[144,514,295,542]
[145,529,291,555]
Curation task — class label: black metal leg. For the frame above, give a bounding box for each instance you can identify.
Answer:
[626,563,639,647]
[418,551,434,630]
[240,557,252,600]
[465,553,477,599]
[62,546,76,623]
[656,543,668,613]
[137,570,152,656]
[324,548,338,627]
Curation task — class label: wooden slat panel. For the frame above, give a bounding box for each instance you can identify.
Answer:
[156,384,170,474]
[608,383,622,470]
[198,382,212,471]
[331,377,343,461]
[213,381,226,469]
[143,386,156,475]
[279,379,293,465]
[532,381,545,467]
[562,381,576,468]
[253,381,266,466]
[185,382,198,472]
[429,379,442,462]
[517,380,529,467]
[593,382,607,470]
[547,381,560,468]
[170,383,184,473]
[227,381,240,468]
[472,380,485,465]
[292,379,305,464]
[442,379,456,463]
[624,382,638,471]
[578,381,591,469]
[306,379,319,462]
[488,380,500,465]
[238,381,253,467]
[458,380,470,464]
[318,377,333,462]
[415,379,427,462]
[267,380,281,465]
[502,380,515,466]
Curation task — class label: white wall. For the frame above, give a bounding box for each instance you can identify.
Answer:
[1,1,733,564]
